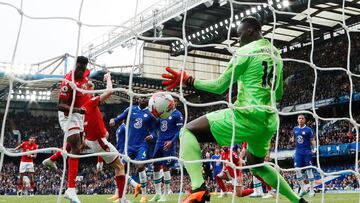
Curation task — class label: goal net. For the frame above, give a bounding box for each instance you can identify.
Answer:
[0,0,359,203]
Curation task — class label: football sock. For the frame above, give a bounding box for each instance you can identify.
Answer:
[296,170,306,191]
[307,169,314,191]
[216,176,227,192]
[253,175,263,194]
[18,181,23,190]
[68,157,79,188]
[30,180,34,190]
[180,128,204,190]
[164,170,171,194]
[115,175,125,198]
[128,176,138,187]
[254,175,272,192]
[153,171,162,195]
[139,170,147,194]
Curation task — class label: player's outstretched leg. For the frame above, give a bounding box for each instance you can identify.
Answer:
[180,128,210,203]
[248,153,307,203]
[42,144,70,170]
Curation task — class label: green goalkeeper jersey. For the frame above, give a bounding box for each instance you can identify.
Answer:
[194,38,283,110]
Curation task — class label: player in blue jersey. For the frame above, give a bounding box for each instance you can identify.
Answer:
[109,97,157,203]
[149,101,183,202]
[210,147,223,197]
[116,122,126,154]
[290,114,316,198]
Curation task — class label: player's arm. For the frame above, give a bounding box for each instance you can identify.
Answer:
[193,56,248,95]
[290,129,295,143]
[145,117,158,142]
[14,142,23,151]
[58,84,85,114]
[170,113,184,143]
[110,108,129,127]
[310,129,317,153]
[99,72,112,103]
[162,54,249,93]
[164,113,184,151]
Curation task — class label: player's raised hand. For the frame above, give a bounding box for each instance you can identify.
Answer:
[145,135,153,142]
[103,72,111,81]
[161,67,194,90]
[163,140,173,151]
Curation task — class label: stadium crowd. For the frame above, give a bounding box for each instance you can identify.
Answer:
[280,34,360,107]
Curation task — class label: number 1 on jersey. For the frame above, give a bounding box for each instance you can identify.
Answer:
[262,61,275,88]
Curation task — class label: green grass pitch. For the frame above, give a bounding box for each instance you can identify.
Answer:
[0,193,359,203]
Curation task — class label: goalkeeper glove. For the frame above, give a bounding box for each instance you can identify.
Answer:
[162,67,194,90]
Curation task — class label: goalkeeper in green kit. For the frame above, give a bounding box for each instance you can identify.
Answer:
[162,17,307,203]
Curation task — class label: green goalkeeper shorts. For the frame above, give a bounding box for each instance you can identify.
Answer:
[206,108,278,158]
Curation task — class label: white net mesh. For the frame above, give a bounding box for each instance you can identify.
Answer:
[0,0,360,203]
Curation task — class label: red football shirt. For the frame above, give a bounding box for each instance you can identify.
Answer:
[83,96,107,141]
[221,150,241,178]
[20,141,38,162]
[242,142,247,149]
[59,69,91,116]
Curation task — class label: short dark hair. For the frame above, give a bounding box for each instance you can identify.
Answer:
[76,56,89,66]
[298,114,306,120]
[239,16,262,32]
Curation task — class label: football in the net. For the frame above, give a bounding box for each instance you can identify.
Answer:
[148,93,175,119]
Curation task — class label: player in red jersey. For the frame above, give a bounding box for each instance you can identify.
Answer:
[57,56,90,203]
[216,145,253,198]
[14,136,38,196]
[81,73,129,203]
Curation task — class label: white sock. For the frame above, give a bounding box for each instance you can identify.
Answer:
[114,188,118,196]
[253,176,263,194]
[164,171,171,194]
[127,176,138,188]
[139,170,147,195]
[307,169,315,191]
[153,171,162,195]
[296,170,306,191]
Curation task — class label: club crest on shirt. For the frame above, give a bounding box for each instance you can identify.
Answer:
[297,135,304,144]
[61,85,68,93]
[134,118,143,129]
